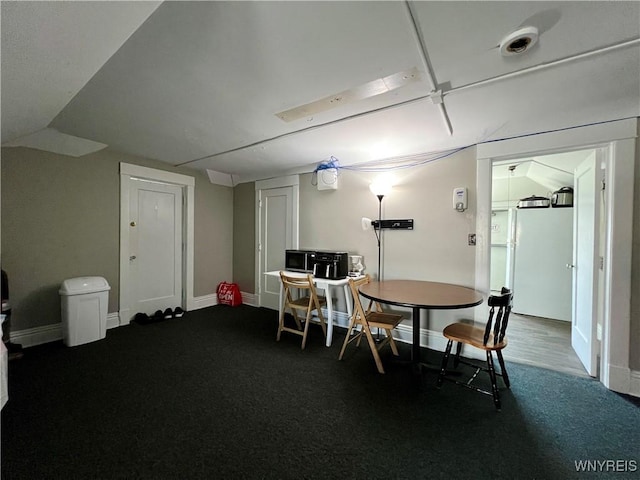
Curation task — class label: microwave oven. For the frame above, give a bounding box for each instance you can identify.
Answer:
[285,250,316,273]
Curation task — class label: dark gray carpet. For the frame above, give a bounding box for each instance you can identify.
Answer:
[2,305,639,479]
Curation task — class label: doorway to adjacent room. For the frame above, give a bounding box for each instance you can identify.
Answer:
[489,148,597,378]
[475,118,636,394]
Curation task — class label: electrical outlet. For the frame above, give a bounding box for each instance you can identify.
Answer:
[468,234,476,246]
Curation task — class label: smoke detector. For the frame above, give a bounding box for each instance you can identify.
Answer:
[499,26,539,56]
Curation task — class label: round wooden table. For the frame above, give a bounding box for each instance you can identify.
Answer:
[359,280,484,368]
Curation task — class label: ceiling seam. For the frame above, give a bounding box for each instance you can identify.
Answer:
[177,38,639,168]
[404,0,453,136]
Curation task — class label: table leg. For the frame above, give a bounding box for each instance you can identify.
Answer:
[325,285,334,347]
[412,307,421,364]
[343,284,353,320]
[411,309,444,374]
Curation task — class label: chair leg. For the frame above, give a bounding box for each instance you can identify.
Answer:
[386,328,399,356]
[363,325,385,374]
[437,340,453,388]
[453,341,463,368]
[316,304,327,337]
[301,307,313,350]
[486,351,501,410]
[496,350,510,388]
[339,318,356,361]
[290,309,302,331]
[277,308,285,341]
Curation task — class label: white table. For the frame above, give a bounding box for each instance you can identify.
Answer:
[265,271,362,347]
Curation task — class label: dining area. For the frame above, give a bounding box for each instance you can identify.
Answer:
[356,278,484,370]
[267,261,516,409]
[257,160,529,410]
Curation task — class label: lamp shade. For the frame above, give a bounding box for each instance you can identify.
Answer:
[369,181,392,197]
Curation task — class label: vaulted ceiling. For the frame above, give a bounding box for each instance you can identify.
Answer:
[2,1,639,184]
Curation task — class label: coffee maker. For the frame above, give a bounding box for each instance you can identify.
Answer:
[312,251,349,279]
[348,255,364,277]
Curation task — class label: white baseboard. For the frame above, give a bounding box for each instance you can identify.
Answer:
[191,293,218,310]
[322,308,350,329]
[629,370,640,398]
[395,323,447,352]
[190,291,258,310]
[119,308,131,326]
[321,311,461,357]
[241,292,259,307]
[106,312,120,330]
[11,312,121,348]
[10,323,62,348]
[606,364,635,396]
[11,294,255,347]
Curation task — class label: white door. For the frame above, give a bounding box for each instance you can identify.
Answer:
[129,178,183,315]
[258,185,298,310]
[571,152,600,376]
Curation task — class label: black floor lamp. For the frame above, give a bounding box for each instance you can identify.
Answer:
[369,180,391,341]
[369,181,391,281]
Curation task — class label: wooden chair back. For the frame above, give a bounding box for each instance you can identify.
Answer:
[280,272,317,302]
[483,287,513,347]
[277,271,326,349]
[347,274,375,323]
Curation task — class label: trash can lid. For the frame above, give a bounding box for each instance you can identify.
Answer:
[59,276,110,296]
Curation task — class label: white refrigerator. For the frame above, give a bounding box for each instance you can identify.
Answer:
[511,207,573,321]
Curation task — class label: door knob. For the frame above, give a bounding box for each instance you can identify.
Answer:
[566,263,575,269]
[130,255,137,261]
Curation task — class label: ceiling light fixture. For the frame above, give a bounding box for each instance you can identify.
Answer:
[499,26,539,56]
[275,67,421,123]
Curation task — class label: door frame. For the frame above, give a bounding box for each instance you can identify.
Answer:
[255,175,299,307]
[475,118,637,394]
[119,163,195,325]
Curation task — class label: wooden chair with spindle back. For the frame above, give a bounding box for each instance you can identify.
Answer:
[436,287,513,410]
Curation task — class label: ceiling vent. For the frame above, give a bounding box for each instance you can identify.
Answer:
[499,26,539,56]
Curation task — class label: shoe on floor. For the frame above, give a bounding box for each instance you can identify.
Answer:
[133,312,151,324]
[152,310,164,322]
[163,308,173,320]
[173,307,185,318]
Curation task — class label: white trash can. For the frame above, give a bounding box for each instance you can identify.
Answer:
[59,277,110,347]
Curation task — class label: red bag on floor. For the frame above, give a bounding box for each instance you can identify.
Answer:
[216,282,242,307]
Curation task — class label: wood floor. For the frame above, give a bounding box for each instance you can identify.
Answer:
[501,313,590,378]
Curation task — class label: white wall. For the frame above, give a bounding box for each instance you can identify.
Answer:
[298,147,481,333]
